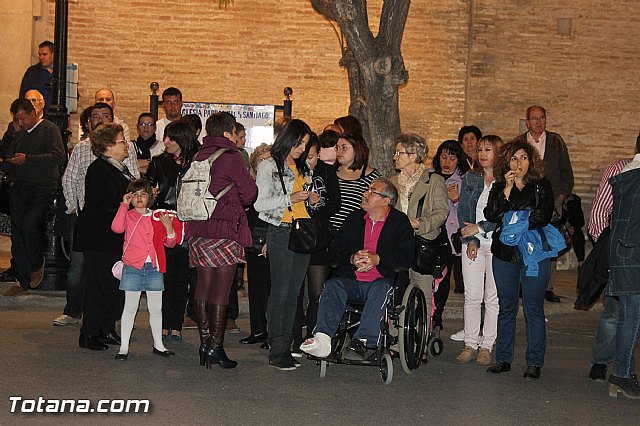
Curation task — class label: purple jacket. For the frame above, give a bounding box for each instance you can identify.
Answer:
[185,136,258,247]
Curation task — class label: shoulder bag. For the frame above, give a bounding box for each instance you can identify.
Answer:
[413,192,452,278]
[277,164,330,254]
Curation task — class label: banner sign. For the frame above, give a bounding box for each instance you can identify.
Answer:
[181,102,275,151]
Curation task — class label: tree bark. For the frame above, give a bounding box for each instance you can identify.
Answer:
[312,0,410,177]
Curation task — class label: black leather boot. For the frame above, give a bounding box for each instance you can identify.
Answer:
[194,300,210,367]
[206,304,237,369]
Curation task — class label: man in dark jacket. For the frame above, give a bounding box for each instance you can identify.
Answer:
[300,178,414,360]
[1,98,66,295]
[19,41,54,114]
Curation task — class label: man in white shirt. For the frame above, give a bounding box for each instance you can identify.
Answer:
[156,87,183,142]
[95,88,131,141]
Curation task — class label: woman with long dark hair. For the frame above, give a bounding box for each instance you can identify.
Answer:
[292,133,340,355]
[146,118,199,342]
[254,119,313,370]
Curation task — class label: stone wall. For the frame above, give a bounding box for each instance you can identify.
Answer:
[5,0,640,223]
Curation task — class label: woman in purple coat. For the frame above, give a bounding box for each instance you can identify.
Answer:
[186,112,258,369]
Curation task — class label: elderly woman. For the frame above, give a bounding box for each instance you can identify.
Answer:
[76,123,134,351]
[484,140,554,379]
[390,133,449,295]
[431,140,469,327]
[455,135,503,366]
[146,118,199,342]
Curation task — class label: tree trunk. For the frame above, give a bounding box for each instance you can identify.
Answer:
[312,0,410,177]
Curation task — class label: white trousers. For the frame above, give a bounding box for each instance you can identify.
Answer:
[461,243,499,349]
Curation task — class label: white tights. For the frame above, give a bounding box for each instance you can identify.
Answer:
[118,291,167,355]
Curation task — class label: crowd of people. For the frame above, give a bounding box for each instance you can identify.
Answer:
[1,40,639,400]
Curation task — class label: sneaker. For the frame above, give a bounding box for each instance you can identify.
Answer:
[52,315,81,326]
[476,348,492,366]
[269,358,297,371]
[456,346,477,364]
[589,364,607,382]
[450,329,465,342]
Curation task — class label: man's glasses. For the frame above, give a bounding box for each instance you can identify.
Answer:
[365,187,386,197]
[137,122,155,128]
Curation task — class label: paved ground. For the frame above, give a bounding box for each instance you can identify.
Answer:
[2,274,640,425]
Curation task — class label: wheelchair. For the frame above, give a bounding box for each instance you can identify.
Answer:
[312,268,430,384]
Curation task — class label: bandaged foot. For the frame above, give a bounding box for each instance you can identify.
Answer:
[299,332,331,358]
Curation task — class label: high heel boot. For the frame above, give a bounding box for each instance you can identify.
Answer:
[195,300,210,367]
[205,304,238,369]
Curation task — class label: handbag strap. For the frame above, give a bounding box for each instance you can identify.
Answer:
[122,214,144,257]
[415,172,434,217]
[276,163,295,219]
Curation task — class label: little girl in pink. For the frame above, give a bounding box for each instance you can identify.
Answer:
[111,178,184,360]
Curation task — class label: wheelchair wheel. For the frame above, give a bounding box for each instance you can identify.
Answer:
[380,353,393,385]
[428,336,443,357]
[398,285,428,374]
[319,360,328,378]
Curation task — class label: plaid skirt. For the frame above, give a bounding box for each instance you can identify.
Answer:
[188,237,245,268]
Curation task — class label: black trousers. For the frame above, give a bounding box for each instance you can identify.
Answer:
[80,250,123,336]
[9,185,56,288]
[162,245,190,331]
[246,252,271,336]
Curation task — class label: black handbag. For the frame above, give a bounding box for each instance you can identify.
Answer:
[412,194,452,277]
[277,165,331,254]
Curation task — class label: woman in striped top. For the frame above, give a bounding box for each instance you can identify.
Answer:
[329,134,381,231]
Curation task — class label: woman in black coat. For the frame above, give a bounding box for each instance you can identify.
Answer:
[76,123,135,351]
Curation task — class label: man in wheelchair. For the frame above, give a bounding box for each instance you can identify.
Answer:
[300,178,414,360]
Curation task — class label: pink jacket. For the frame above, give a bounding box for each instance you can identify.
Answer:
[111,203,184,272]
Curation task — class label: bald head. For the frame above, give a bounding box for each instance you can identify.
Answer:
[25,89,45,117]
[95,89,116,110]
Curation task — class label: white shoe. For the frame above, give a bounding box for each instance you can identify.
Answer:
[300,332,331,358]
[450,329,465,341]
[52,314,80,326]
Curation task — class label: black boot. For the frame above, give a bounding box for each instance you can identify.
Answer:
[206,304,237,369]
[194,300,210,367]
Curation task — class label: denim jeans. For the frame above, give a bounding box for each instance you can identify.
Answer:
[590,295,619,366]
[492,256,550,367]
[63,250,84,318]
[266,225,310,360]
[612,294,640,378]
[315,277,393,347]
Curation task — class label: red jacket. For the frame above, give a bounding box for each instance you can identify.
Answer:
[111,203,184,272]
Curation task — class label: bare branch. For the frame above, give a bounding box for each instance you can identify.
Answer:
[311,0,335,21]
[333,0,375,65]
[379,0,410,53]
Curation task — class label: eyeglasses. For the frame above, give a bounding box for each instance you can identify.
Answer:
[528,116,546,122]
[335,144,353,151]
[137,122,155,128]
[365,187,386,197]
[115,139,128,146]
[393,151,412,157]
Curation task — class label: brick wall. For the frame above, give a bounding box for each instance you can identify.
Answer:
[16,0,640,224]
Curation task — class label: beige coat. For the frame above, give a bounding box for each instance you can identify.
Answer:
[390,169,449,240]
